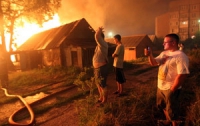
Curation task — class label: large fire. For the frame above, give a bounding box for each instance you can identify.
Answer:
[6,14,61,51]
[3,14,61,62]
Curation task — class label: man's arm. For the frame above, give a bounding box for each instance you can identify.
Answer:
[147,49,159,66]
[112,54,118,58]
[95,27,105,46]
[170,74,188,92]
[112,45,121,58]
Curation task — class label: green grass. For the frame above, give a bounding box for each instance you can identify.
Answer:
[0,66,80,104]
[75,74,158,126]
[74,50,200,126]
[128,66,157,76]
[1,50,200,125]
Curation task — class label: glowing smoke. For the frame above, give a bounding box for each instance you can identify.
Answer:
[58,0,171,37]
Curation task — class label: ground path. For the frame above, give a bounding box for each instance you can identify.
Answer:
[38,63,158,126]
[0,62,158,126]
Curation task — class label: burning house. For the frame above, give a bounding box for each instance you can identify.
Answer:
[13,18,106,71]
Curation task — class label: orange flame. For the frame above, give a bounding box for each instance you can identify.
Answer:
[5,14,61,51]
[4,14,61,62]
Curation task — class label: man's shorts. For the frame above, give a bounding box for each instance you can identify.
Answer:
[94,64,108,88]
[156,88,181,120]
[114,67,126,84]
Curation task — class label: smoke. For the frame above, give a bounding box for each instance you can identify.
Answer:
[58,0,171,37]
[58,0,109,30]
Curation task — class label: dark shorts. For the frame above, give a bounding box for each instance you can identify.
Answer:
[114,67,126,84]
[156,88,181,120]
[94,64,108,88]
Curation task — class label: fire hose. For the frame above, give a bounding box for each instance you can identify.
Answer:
[1,88,35,126]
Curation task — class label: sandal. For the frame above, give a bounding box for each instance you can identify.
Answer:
[113,91,119,94]
[97,100,102,103]
[117,93,123,97]
[96,103,104,107]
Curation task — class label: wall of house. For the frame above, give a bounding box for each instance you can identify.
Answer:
[17,46,114,71]
[136,37,154,59]
[18,51,43,71]
[124,47,136,61]
[18,47,84,71]
[42,49,61,67]
[64,46,83,68]
[155,0,200,40]
[82,48,94,67]
[19,52,28,71]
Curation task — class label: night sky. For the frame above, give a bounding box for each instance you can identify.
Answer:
[58,0,173,37]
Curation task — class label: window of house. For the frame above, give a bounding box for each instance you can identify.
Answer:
[170,13,179,19]
[175,14,179,18]
[171,28,178,33]
[180,5,188,11]
[180,35,188,40]
[180,13,188,18]
[191,13,196,18]
[191,5,197,10]
[180,28,188,33]
[191,20,197,26]
[180,21,188,28]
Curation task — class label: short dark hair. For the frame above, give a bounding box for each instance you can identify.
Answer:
[165,33,179,44]
[114,34,121,41]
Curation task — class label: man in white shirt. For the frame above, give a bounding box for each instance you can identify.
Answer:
[112,34,126,97]
[147,33,190,126]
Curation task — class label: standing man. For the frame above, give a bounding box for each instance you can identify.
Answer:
[93,27,108,106]
[112,34,126,97]
[147,34,189,126]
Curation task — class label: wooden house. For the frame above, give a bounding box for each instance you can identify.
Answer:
[15,18,98,71]
[106,35,153,61]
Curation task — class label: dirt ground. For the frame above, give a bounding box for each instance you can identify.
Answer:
[0,63,158,126]
[36,63,158,126]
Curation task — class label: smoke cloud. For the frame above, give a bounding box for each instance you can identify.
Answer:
[58,0,171,37]
[58,0,107,29]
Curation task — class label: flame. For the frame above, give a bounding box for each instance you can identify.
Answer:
[2,14,61,62]
[6,14,61,51]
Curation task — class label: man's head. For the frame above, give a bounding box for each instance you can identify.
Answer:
[163,33,179,51]
[113,34,121,44]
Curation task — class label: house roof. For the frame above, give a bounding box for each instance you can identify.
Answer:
[148,35,157,43]
[17,18,96,51]
[105,34,150,47]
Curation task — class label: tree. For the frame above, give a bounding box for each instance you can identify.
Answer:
[0,0,61,70]
[0,0,61,52]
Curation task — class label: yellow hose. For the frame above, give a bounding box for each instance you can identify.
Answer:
[1,88,35,126]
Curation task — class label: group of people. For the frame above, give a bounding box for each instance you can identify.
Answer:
[92,27,126,105]
[92,27,190,126]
